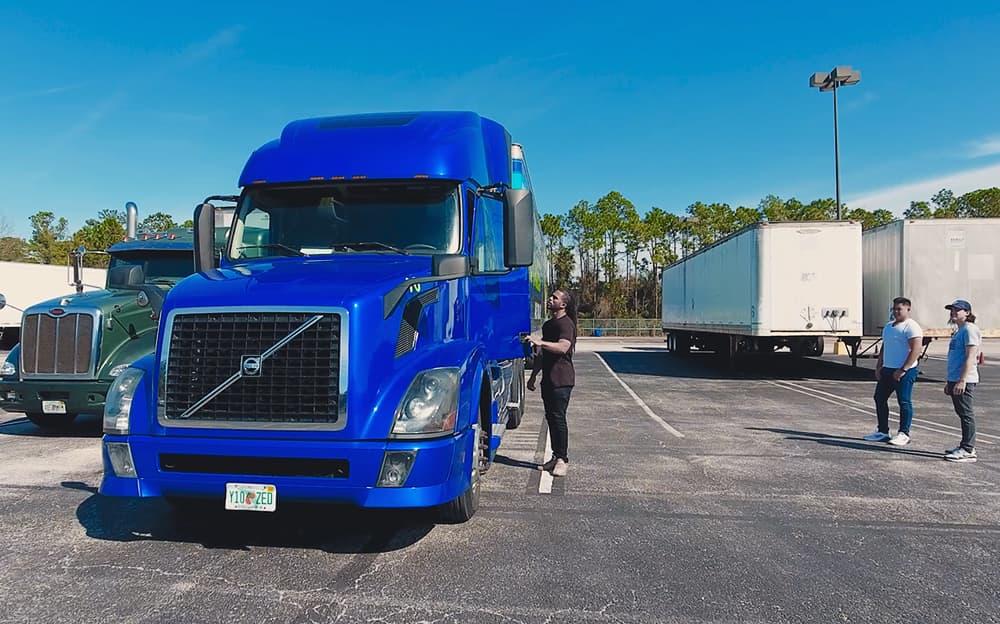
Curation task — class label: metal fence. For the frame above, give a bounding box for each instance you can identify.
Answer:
[576,318,663,337]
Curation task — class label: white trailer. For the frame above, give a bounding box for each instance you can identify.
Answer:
[0,261,107,349]
[863,218,1000,339]
[661,221,863,360]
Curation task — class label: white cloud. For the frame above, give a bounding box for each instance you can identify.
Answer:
[966,136,1000,158]
[848,162,1000,214]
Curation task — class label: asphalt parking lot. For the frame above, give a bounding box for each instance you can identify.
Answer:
[0,340,997,624]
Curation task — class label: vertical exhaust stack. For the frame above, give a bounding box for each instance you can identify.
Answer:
[125,201,138,239]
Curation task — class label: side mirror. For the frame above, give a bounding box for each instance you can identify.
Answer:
[194,202,216,273]
[432,254,470,277]
[0,293,6,310]
[503,188,535,268]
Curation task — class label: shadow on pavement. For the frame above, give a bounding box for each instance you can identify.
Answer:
[745,427,859,442]
[745,427,944,459]
[598,350,945,383]
[493,454,540,471]
[67,482,435,554]
[0,414,102,438]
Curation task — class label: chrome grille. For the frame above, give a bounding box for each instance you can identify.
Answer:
[20,312,99,378]
[162,310,344,425]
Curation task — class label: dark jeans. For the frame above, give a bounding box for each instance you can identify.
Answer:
[541,384,572,461]
[873,367,918,434]
[946,382,977,451]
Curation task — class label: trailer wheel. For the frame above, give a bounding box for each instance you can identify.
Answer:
[674,332,691,355]
[802,337,825,357]
[26,412,77,431]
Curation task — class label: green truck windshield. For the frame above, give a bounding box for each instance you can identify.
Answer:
[108,251,194,284]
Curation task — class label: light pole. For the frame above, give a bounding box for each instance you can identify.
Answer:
[810,66,861,220]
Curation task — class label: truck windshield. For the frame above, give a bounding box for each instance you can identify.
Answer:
[229,182,462,260]
[108,251,194,285]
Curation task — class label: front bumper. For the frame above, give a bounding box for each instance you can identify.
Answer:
[100,429,474,509]
[0,379,111,415]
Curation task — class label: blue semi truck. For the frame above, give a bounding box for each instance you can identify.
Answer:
[100,112,547,522]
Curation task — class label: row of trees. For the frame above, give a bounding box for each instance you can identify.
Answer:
[0,210,189,267]
[2,186,997,316]
[541,187,1000,318]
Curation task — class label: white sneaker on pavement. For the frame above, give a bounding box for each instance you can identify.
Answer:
[552,459,569,477]
[862,431,891,442]
[944,448,977,463]
[539,457,558,472]
[888,432,911,446]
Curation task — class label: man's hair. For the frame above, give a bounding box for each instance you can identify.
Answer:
[555,290,578,333]
[893,297,912,307]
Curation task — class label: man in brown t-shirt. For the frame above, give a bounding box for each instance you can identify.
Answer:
[527,290,577,477]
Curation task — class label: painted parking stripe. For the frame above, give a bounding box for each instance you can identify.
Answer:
[539,427,554,494]
[594,353,684,438]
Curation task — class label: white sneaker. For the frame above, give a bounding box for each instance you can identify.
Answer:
[552,459,569,477]
[944,448,977,463]
[862,431,891,442]
[944,446,962,455]
[539,457,558,472]
[888,432,911,446]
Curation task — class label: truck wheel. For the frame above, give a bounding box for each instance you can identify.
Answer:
[808,337,825,356]
[506,363,525,430]
[674,332,691,355]
[26,412,77,431]
[439,402,488,524]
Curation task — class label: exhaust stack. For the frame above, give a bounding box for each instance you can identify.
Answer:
[125,201,138,239]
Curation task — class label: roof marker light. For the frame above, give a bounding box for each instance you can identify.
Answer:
[331,176,346,180]
[413,174,429,179]
[351,175,367,180]
[252,179,267,185]
[309,176,325,181]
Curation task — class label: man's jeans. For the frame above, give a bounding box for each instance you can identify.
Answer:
[541,384,572,461]
[946,382,977,451]
[874,367,918,434]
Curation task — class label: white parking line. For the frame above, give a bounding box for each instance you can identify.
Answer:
[774,379,1000,442]
[539,425,553,494]
[594,353,684,438]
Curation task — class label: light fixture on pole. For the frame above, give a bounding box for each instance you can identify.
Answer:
[809,66,861,220]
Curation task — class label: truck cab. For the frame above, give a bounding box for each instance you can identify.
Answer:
[100,111,547,522]
[0,209,234,429]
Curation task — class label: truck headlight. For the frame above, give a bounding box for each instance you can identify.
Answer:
[1,360,15,377]
[391,368,459,437]
[103,367,143,435]
[108,363,130,378]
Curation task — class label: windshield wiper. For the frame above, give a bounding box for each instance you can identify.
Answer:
[332,242,410,255]
[237,244,306,257]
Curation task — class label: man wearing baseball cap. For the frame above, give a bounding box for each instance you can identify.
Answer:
[943,299,981,463]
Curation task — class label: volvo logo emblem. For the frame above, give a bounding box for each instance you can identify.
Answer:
[240,355,262,376]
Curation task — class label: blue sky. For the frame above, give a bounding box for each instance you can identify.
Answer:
[2,1,1000,238]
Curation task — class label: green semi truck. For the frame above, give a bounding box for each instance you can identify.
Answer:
[0,200,235,430]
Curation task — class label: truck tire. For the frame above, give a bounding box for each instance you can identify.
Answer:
[806,337,825,356]
[674,332,691,355]
[506,362,526,430]
[26,412,77,431]
[439,420,485,524]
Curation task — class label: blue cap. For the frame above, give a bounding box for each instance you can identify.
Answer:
[945,299,972,312]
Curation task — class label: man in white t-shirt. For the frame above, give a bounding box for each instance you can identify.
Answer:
[863,296,923,445]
